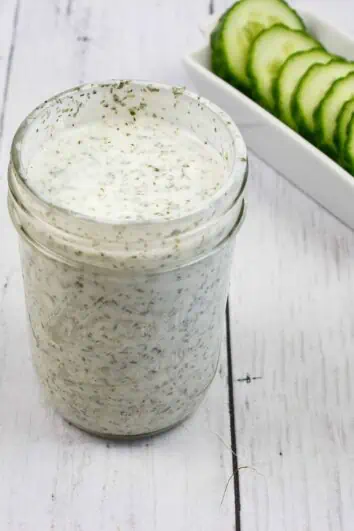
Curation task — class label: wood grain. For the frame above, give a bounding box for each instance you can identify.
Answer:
[0,1,237,530]
[229,154,354,531]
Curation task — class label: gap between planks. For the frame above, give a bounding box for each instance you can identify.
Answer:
[0,0,20,147]
[226,299,242,531]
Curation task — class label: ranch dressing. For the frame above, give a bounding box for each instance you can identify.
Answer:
[8,81,247,438]
[26,119,227,222]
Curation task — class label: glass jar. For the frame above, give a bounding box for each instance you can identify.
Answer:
[8,81,248,438]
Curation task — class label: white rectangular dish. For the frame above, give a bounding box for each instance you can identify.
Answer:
[184,10,354,229]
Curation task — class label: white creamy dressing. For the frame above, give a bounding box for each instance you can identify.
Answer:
[26,118,226,222]
[11,82,246,438]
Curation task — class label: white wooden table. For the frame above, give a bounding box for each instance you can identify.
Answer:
[0,1,354,529]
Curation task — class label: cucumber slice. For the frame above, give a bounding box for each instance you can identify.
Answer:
[293,60,354,140]
[315,72,354,156]
[210,0,305,93]
[275,49,332,128]
[335,98,354,158]
[248,24,320,111]
[344,115,354,175]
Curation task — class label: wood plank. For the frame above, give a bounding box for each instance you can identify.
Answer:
[0,1,238,530]
[228,153,354,531]
[0,0,21,391]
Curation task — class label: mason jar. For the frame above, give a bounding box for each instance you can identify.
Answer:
[8,81,247,438]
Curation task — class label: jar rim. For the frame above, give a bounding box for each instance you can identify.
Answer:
[10,79,247,229]
[11,196,247,277]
